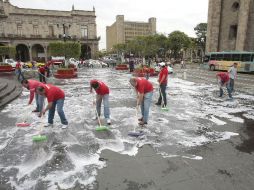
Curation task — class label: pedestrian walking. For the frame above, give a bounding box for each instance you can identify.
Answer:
[228,62,238,92]
[181,59,186,69]
[37,84,68,128]
[90,79,111,125]
[15,60,24,81]
[21,79,45,115]
[155,62,168,107]
[38,66,46,83]
[216,72,232,99]
[129,77,153,126]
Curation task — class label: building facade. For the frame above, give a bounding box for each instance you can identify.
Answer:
[0,0,99,62]
[106,15,156,51]
[206,0,254,53]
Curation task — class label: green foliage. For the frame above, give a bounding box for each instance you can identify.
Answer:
[0,46,16,59]
[48,42,81,59]
[168,31,191,58]
[194,23,207,51]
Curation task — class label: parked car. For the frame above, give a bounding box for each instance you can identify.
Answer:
[167,66,173,74]
[88,59,108,68]
[4,59,25,68]
[23,61,45,68]
[68,58,80,68]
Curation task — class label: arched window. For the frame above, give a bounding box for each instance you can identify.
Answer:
[232,2,240,12]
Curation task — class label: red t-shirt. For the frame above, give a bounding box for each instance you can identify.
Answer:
[43,84,65,102]
[159,67,168,84]
[15,62,21,69]
[136,78,153,94]
[90,80,109,95]
[217,72,229,83]
[39,67,45,73]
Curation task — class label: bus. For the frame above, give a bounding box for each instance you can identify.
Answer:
[203,52,254,73]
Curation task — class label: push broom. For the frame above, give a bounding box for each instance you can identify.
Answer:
[159,87,169,112]
[128,103,144,137]
[32,116,47,142]
[93,96,108,131]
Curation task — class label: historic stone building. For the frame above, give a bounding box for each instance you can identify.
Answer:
[106,15,156,51]
[0,0,99,62]
[206,0,254,53]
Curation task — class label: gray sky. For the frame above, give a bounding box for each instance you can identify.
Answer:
[10,0,208,50]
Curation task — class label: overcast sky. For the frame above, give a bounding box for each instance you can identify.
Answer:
[10,0,208,50]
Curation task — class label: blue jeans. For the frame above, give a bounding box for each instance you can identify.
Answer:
[96,94,110,119]
[35,93,45,112]
[15,69,24,81]
[157,83,167,106]
[229,78,234,92]
[219,82,232,98]
[141,92,153,123]
[48,99,68,125]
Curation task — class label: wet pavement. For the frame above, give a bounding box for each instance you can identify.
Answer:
[0,65,254,190]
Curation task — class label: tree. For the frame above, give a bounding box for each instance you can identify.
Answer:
[48,41,81,59]
[168,31,191,59]
[194,23,207,54]
[0,46,16,62]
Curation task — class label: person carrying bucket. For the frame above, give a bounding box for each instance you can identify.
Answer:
[90,79,111,125]
[216,72,232,99]
[129,77,153,126]
[21,79,45,115]
[37,84,68,129]
[155,62,168,107]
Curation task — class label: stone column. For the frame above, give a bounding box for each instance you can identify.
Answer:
[44,45,48,62]
[28,44,32,61]
[236,0,251,51]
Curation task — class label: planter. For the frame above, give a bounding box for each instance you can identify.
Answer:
[0,65,14,72]
[116,64,129,70]
[54,68,77,79]
[133,67,158,77]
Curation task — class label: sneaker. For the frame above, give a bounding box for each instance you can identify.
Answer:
[32,109,39,113]
[44,123,53,127]
[139,121,147,126]
[106,118,111,125]
[155,102,161,106]
[61,125,68,129]
[138,117,143,121]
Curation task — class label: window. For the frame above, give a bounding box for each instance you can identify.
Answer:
[33,25,39,35]
[232,54,240,61]
[232,2,240,12]
[229,25,238,40]
[224,54,232,61]
[251,54,254,62]
[211,54,217,60]
[217,54,224,61]
[17,24,22,35]
[241,54,251,62]
[81,25,88,39]
[48,25,54,36]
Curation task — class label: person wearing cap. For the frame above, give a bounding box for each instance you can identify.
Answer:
[90,79,111,125]
[37,84,68,129]
[129,77,153,126]
[21,79,45,114]
[228,62,238,92]
[155,62,168,107]
[216,72,232,99]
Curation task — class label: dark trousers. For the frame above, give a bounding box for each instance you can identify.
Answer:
[39,73,46,83]
[157,83,167,106]
[229,78,234,92]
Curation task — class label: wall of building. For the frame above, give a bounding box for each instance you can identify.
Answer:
[0,0,99,60]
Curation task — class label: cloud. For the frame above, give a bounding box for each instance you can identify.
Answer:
[10,0,208,50]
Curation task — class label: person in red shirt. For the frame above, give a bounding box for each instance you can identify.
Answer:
[90,79,111,125]
[216,72,232,99]
[129,77,153,126]
[21,79,45,114]
[38,66,46,83]
[155,62,168,107]
[15,60,24,81]
[37,84,68,128]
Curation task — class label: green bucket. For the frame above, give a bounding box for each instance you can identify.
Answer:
[32,135,47,142]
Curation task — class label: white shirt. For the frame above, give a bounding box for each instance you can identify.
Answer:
[228,66,237,79]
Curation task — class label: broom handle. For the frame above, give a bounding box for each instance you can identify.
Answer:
[94,94,102,127]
